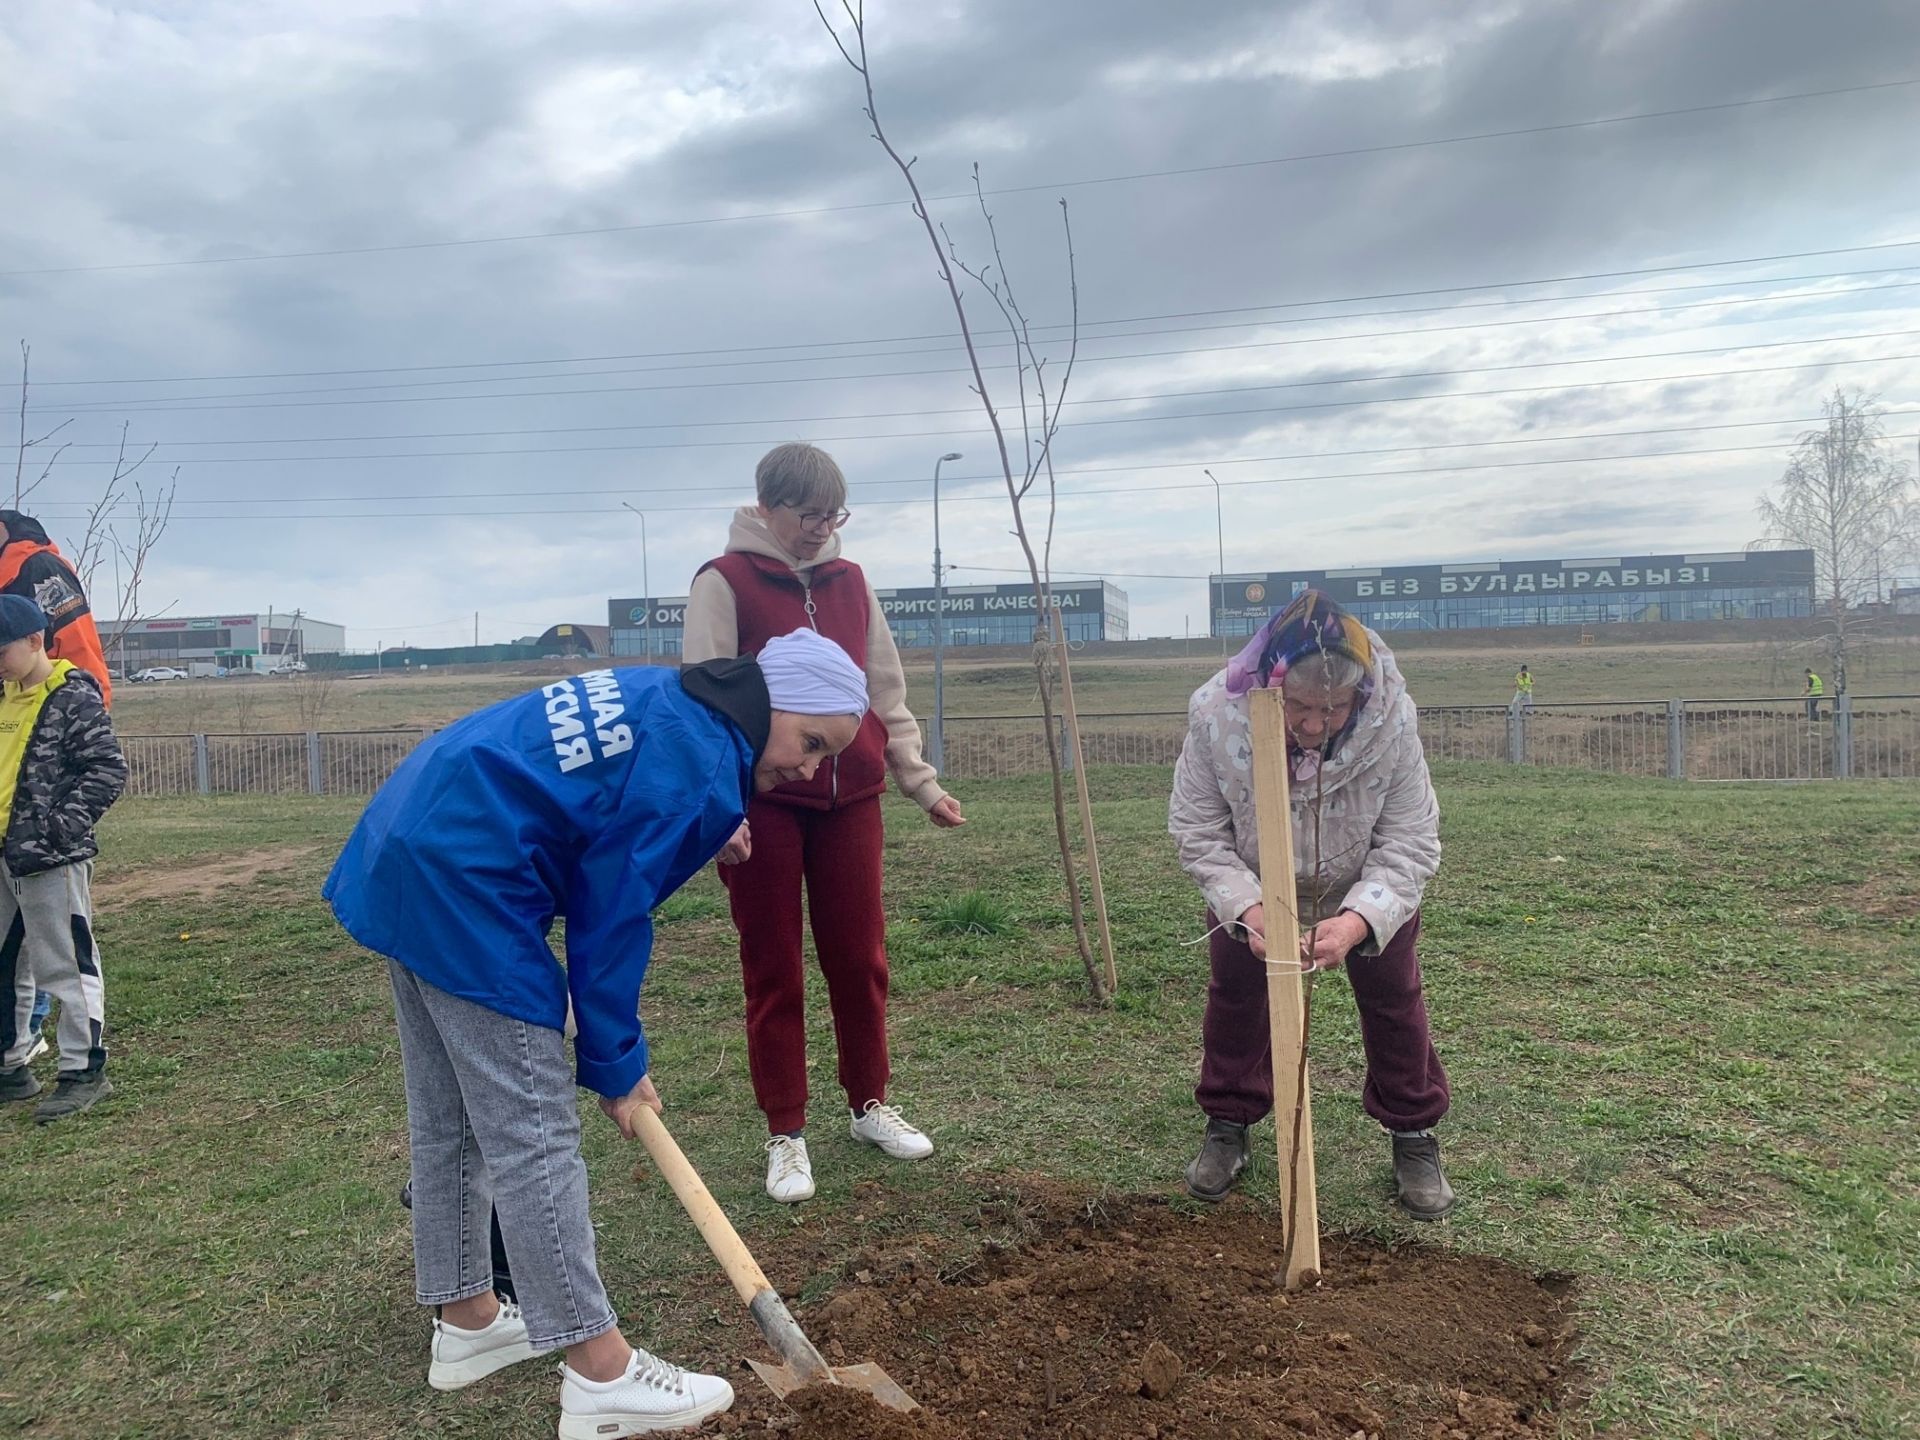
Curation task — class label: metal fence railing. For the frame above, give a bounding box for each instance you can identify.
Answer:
[925,693,1920,784]
[116,698,1917,797]
[119,730,431,797]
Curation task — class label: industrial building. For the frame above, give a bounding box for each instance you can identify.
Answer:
[112,612,346,669]
[1212,550,1817,636]
[609,580,1129,657]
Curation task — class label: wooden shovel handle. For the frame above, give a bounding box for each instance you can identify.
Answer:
[632,1105,771,1308]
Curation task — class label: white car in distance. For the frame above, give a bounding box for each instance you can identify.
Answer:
[133,666,190,682]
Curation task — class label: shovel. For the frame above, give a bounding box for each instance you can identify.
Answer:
[632,1106,918,1413]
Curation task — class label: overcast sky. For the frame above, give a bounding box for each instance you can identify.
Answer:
[4,0,1918,646]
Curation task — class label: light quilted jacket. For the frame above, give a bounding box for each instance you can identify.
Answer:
[1167,633,1439,954]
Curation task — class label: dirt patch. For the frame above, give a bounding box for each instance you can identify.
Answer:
[715,1185,1577,1440]
[97,845,323,905]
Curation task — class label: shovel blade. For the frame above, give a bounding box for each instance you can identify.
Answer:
[747,1358,919,1413]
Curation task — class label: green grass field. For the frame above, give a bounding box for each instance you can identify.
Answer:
[2,766,1915,1438]
[106,633,1920,738]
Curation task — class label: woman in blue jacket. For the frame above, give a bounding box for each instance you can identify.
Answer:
[325,630,866,1439]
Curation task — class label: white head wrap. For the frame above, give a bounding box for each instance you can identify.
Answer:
[759,628,868,716]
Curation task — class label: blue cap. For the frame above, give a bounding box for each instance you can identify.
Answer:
[0,594,49,647]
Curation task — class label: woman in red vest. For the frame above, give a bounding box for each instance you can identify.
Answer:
[683,444,964,1202]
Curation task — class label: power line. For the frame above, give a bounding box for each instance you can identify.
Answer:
[41,407,1904,495]
[37,253,1920,391]
[36,332,1920,454]
[44,277,1920,413]
[36,428,1920,523]
[53,408,1894,488]
[49,350,1918,456]
[102,437,1865,505]
[37,324,1920,420]
[9,77,1914,280]
[40,356,1920,477]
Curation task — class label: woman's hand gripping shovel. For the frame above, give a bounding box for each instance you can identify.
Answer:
[630,1105,919,1412]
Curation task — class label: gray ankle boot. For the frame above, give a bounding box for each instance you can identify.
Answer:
[1391,1131,1455,1219]
[1185,1117,1250,1202]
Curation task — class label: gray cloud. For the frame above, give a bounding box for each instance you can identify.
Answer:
[3,0,1918,642]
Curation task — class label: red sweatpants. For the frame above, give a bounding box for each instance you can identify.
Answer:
[720,796,890,1134]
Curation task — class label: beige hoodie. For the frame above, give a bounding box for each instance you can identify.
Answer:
[682,507,947,811]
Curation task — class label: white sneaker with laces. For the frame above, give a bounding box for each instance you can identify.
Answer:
[764,1134,815,1203]
[558,1347,734,1437]
[428,1295,538,1391]
[849,1101,934,1160]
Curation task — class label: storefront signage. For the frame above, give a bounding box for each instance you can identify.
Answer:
[1216,552,1813,617]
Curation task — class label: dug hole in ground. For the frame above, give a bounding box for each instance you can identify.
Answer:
[707,1181,1577,1440]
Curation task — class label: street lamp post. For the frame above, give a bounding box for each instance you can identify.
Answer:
[930,451,963,773]
[621,503,652,661]
[1204,469,1227,652]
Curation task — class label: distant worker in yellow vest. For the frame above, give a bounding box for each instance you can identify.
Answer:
[1804,668,1824,721]
[1512,665,1534,713]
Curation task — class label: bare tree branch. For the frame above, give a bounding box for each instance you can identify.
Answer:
[814,3,1106,1002]
[101,469,179,674]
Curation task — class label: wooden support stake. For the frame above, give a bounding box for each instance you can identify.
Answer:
[1052,607,1117,997]
[1248,688,1321,1288]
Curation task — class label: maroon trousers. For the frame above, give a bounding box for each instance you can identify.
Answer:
[1197,909,1450,1133]
[721,796,890,1135]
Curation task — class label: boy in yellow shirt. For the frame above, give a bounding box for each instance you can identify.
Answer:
[0,596,127,1122]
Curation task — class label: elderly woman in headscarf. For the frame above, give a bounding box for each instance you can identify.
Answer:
[325,630,870,1439]
[1168,590,1453,1219]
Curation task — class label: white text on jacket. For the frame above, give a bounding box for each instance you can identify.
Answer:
[543,670,633,772]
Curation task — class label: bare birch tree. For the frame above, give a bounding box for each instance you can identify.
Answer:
[814,1,1109,1002]
[1755,388,1916,690]
[15,343,178,675]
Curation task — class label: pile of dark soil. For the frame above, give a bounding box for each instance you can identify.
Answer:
[711,1185,1577,1439]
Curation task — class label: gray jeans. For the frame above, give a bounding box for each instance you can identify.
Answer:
[389,961,617,1350]
[2,860,106,1074]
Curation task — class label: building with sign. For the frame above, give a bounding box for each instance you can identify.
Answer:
[536,623,611,658]
[112,612,347,669]
[1211,550,1816,636]
[609,580,1128,657]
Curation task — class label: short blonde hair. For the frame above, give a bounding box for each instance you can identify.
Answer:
[755,443,847,513]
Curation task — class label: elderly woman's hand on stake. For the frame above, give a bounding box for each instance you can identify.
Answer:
[927,796,965,829]
[599,1074,664,1140]
[1299,911,1371,973]
[1239,903,1268,960]
[718,822,752,865]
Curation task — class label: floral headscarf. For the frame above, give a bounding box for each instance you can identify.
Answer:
[1224,589,1376,758]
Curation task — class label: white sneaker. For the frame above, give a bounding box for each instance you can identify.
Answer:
[764,1135,815,1203]
[22,1035,49,1066]
[558,1347,734,1437]
[850,1101,934,1160]
[428,1295,538,1391]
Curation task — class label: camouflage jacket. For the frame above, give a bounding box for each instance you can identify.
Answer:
[5,667,127,876]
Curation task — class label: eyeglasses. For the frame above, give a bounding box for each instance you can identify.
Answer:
[791,507,852,533]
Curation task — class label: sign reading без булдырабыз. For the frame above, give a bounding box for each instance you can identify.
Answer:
[1212,550,1817,631]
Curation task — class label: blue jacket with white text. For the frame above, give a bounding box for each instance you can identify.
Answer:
[324,663,766,1098]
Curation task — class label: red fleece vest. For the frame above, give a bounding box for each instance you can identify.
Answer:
[699,552,889,811]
